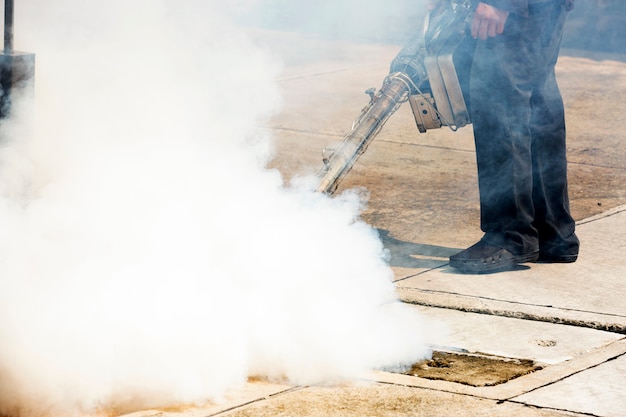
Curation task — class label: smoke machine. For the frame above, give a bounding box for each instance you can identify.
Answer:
[316,0,475,194]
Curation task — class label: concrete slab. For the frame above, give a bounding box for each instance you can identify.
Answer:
[513,354,626,417]
[395,206,626,333]
[411,305,623,365]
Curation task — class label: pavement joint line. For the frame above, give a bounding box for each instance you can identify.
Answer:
[392,264,447,283]
[376,138,476,153]
[396,287,626,335]
[505,354,626,407]
[576,203,626,225]
[277,65,382,82]
[206,386,307,417]
[263,125,344,138]
[569,159,626,170]
[368,337,626,402]
[399,286,626,318]
[503,401,602,417]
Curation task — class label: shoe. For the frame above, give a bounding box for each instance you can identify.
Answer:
[536,251,578,263]
[449,240,539,274]
[536,239,579,263]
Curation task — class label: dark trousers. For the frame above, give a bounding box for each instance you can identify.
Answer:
[469,1,578,255]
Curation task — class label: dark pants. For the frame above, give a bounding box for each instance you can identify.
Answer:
[469,1,579,256]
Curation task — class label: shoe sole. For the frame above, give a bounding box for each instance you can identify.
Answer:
[449,251,539,274]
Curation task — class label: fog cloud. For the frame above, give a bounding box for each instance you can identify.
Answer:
[0,1,436,416]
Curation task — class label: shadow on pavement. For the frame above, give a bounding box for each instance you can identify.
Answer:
[376,228,458,269]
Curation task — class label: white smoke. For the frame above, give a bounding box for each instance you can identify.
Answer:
[0,1,436,416]
[233,0,426,42]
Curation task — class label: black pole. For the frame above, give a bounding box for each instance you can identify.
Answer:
[1,0,35,119]
[4,0,13,54]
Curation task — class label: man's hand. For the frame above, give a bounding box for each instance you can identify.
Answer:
[426,0,443,11]
[471,2,509,40]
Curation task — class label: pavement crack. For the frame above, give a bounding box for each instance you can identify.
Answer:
[505,401,602,417]
[206,386,306,416]
[263,125,344,138]
[576,204,626,225]
[401,287,626,319]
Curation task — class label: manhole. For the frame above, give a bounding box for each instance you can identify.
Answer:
[401,351,543,387]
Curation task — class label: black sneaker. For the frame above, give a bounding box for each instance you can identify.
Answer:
[536,251,578,263]
[536,237,579,263]
[449,240,539,274]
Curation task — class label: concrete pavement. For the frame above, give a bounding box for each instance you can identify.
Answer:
[125,31,626,417]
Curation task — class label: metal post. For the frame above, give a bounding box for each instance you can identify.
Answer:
[0,0,35,119]
[4,0,13,54]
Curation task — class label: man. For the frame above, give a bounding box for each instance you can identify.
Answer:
[449,0,579,273]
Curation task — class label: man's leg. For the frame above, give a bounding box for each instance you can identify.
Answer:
[449,3,571,272]
[529,5,579,262]
[470,37,538,256]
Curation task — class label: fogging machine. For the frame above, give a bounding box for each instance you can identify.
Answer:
[316,0,475,194]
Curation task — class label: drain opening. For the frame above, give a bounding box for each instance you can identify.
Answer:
[401,351,543,387]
